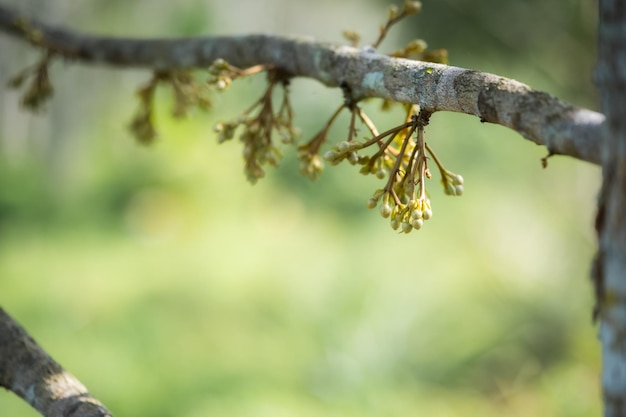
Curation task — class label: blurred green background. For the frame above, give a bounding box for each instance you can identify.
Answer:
[0,0,601,416]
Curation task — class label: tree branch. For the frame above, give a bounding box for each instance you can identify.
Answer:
[0,308,113,417]
[0,5,604,165]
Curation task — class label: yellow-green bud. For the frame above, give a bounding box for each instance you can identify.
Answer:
[404,1,422,15]
[444,182,456,196]
[215,79,228,90]
[407,39,427,53]
[337,141,352,152]
[388,5,400,19]
[323,150,339,161]
[380,203,392,218]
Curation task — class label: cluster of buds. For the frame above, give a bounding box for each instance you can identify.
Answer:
[127,60,266,145]
[214,69,299,183]
[129,69,215,144]
[298,152,324,180]
[315,110,464,233]
[373,1,423,49]
[323,140,362,166]
[206,58,265,91]
[388,1,422,20]
[169,71,213,117]
[206,59,235,91]
[297,104,348,180]
[9,52,54,111]
[390,38,448,65]
[369,190,433,233]
[442,170,464,196]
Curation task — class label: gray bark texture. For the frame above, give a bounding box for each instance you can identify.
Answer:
[596,1,626,416]
[0,308,113,417]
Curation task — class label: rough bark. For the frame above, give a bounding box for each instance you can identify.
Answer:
[596,1,626,416]
[0,308,113,417]
[0,4,604,165]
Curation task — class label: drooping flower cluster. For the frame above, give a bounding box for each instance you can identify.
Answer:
[127,60,265,144]
[319,109,464,233]
[213,69,300,183]
[8,52,54,111]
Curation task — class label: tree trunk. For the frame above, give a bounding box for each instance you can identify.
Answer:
[596,1,626,416]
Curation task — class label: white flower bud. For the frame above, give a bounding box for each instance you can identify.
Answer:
[323,150,338,161]
[337,141,352,152]
[380,203,392,218]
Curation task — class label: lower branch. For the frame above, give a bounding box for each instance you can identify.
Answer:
[0,308,113,417]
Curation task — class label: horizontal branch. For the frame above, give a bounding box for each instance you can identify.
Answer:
[0,308,113,417]
[0,5,604,164]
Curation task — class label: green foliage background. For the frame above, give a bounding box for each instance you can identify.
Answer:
[0,0,600,416]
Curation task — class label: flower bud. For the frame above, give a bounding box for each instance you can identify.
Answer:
[337,141,352,152]
[404,1,422,15]
[379,203,392,218]
[323,150,338,161]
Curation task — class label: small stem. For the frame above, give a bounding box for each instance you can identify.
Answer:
[372,11,409,49]
[389,187,403,206]
[403,136,421,197]
[367,131,401,171]
[301,104,346,154]
[425,142,447,176]
[235,64,266,77]
[416,125,427,199]
[347,107,358,142]
[357,107,380,137]
[384,121,418,194]
[360,121,413,148]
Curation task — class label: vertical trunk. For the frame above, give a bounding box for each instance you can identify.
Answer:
[596,1,626,416]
